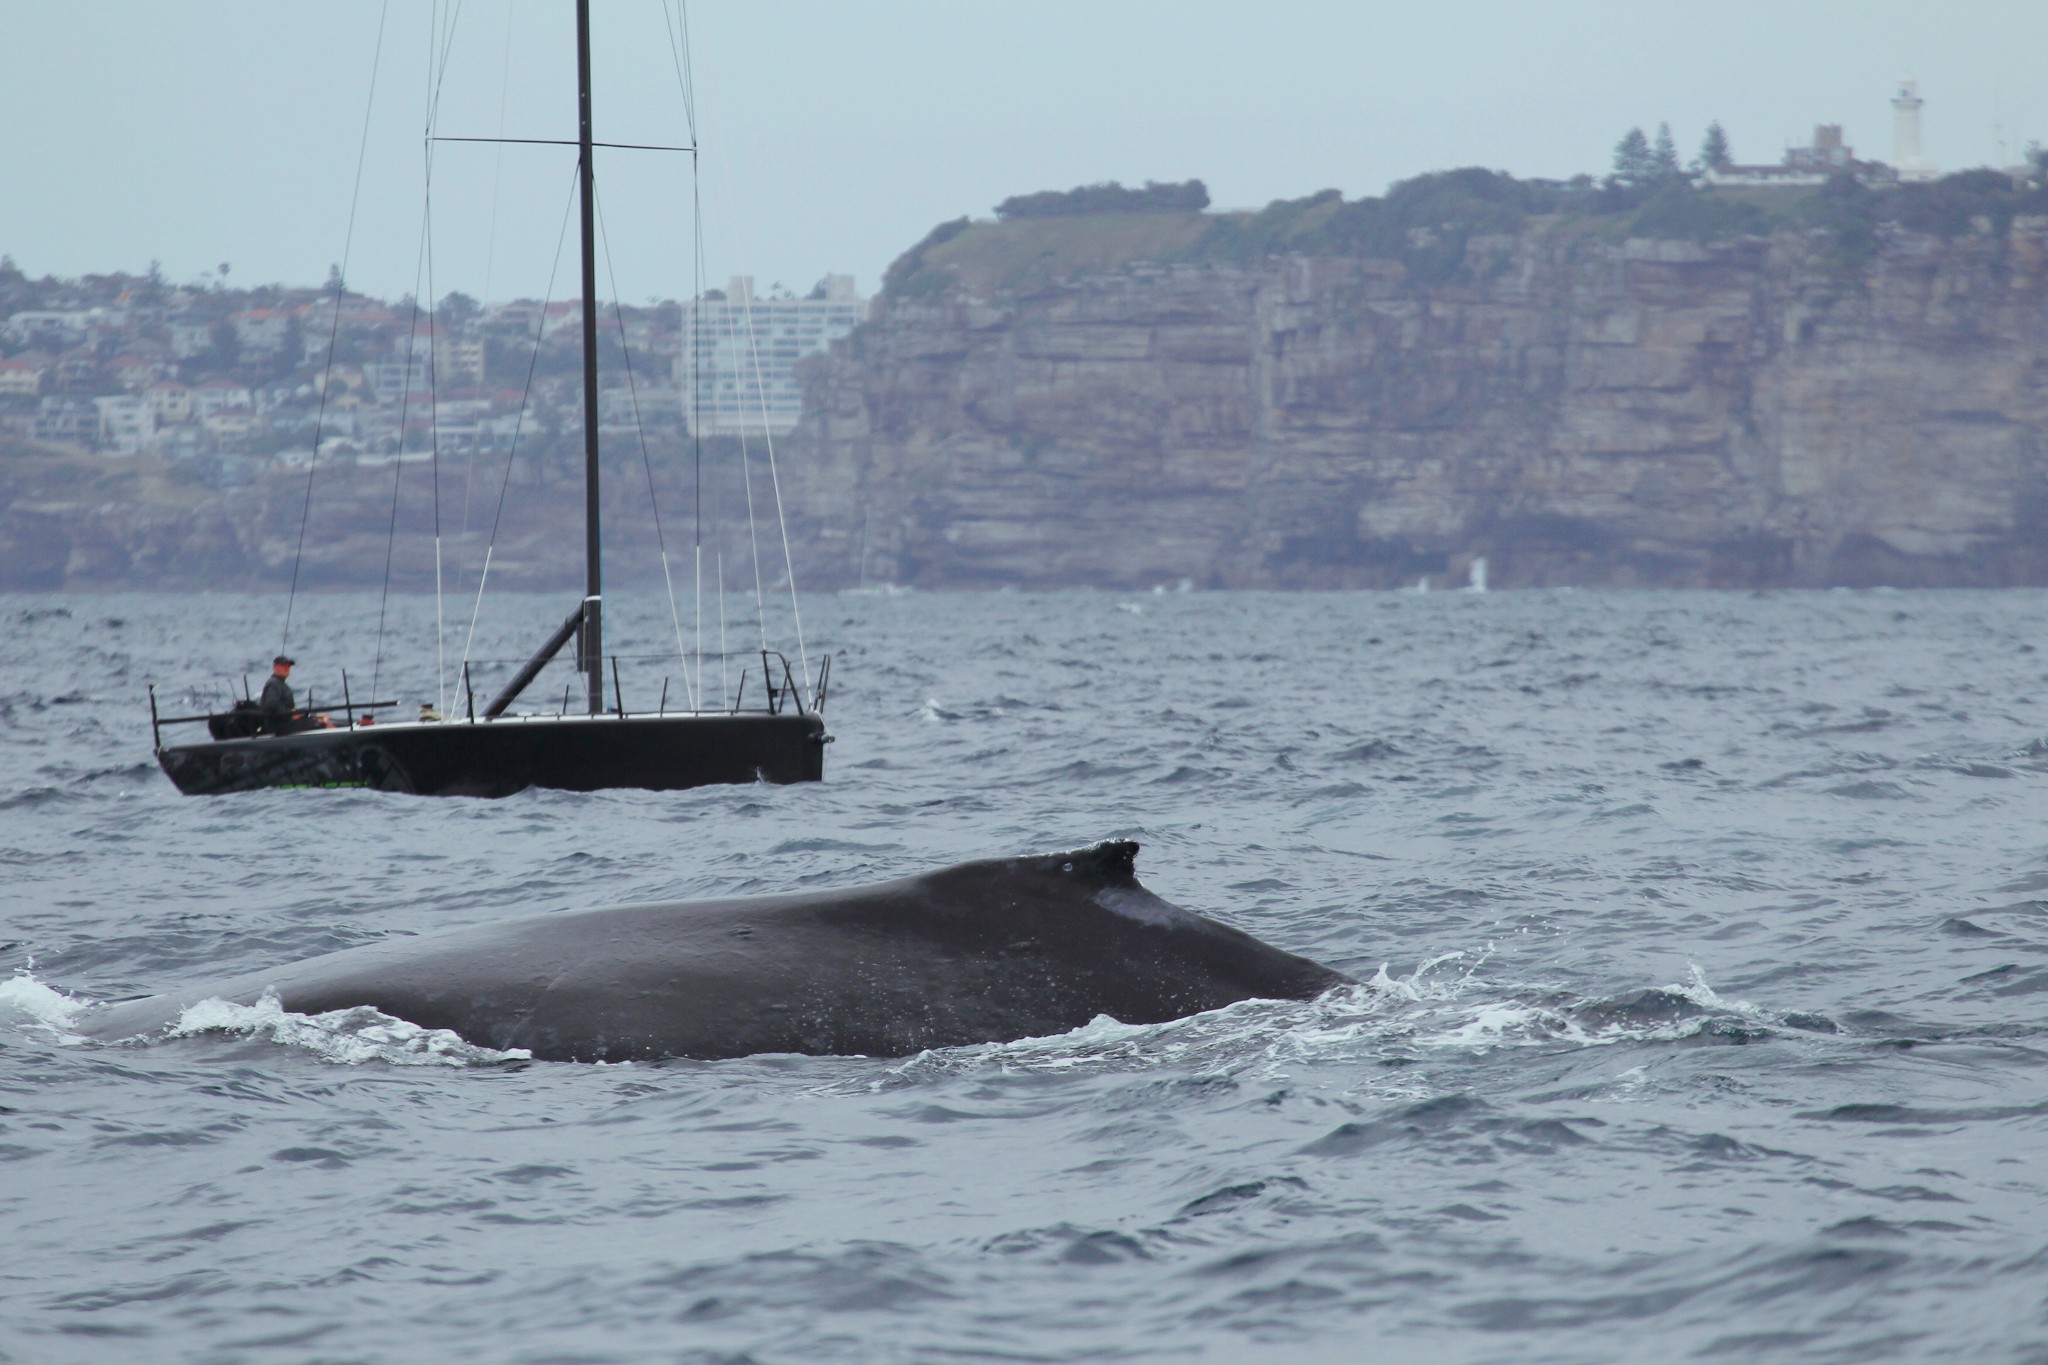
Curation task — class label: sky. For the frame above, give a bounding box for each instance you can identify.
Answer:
[3,1,2045,306]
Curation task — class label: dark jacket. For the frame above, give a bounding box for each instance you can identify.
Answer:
[259,674,295,715]
[256,674,304,734]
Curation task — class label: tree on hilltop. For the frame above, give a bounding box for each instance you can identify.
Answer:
[994,179,1210,220]
[437,291,481,334]
[1696,122,1732,174]
[1652,123,1683,180]
[1612,127,1654,186]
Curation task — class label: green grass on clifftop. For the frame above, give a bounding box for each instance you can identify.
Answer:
[890,212,1217,299]
[882,166,2048,300]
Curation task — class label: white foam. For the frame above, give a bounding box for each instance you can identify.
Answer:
[1424,1001,1592,1051]
[1419,964,1770,1054]
[0,970,90,1039]
[855,969,1462,1091]
[1668,963,1758,1016]
[158,990,530,1067]
[843,953,1791,1090]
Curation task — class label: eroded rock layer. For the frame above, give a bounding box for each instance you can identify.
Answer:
[785,220,2048,589]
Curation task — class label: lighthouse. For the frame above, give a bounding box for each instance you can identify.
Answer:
[1891,79,1937,181]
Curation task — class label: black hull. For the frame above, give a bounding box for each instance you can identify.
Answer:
[157,713,827,798]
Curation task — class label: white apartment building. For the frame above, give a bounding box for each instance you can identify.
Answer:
[675,275,864,437]
[94,394,154,454]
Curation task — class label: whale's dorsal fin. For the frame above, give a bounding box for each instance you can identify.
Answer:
[1052,840,1140,887]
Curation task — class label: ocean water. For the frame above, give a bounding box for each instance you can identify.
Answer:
[4,587,2047,1363]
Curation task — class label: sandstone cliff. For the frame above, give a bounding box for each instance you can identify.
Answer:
[784,207,2048,589]
[11,181,2048,593]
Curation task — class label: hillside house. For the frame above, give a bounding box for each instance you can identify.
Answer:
[192,376,253,417]
[110,354,168,390]
[232,309,291,355]
[94,394,153,453]
[0,357,48,398]
[144,378,194,424]
[34,396,98,445]
[169,320,217,358]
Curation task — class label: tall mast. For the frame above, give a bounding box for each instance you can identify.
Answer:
[575,0,603,714]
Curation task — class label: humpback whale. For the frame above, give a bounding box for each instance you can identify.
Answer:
[84,842,1351,1062]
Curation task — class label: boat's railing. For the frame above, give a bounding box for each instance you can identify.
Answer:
[147,647,826,747]
[452,648,826,720]
[146,681,397,751]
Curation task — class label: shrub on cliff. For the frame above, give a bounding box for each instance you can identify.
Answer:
[1198,189,1345,260]
[1317,169,1558,282]
[1799,174,1880,269]
[994,180,1210,220]
[1627,182,1768,242]
[1891,169,2048,238]
[881,216,973,298]
[1199,169,1573,282]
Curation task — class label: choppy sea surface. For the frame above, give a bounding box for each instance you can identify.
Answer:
[4,587,2048,1363]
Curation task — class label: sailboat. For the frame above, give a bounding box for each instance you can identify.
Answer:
[150,1,829,797]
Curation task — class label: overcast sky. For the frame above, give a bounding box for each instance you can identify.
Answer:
[4,1,2044,305]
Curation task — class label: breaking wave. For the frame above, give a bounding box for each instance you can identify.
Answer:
[102,990,530,1068]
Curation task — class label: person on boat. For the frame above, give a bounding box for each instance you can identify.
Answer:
[258,656,297,725]
[257,656,330,734]
[418,702,443,723]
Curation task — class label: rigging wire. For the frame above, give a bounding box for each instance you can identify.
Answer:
[689,177,708,709]
[686,16,812,700]
[423,0,461,719]
[282,0,391,655]
[462,0,517,538]
[593,187,695,709]
[662,0,708,707]
[718,297,771,655]
[734,289,812,703]
[454,166,583,693]
[372,3,462,705]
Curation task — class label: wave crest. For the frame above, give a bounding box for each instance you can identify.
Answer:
[155,991,531,1067]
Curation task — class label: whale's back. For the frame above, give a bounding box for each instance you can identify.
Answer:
[84,842,1351,1061]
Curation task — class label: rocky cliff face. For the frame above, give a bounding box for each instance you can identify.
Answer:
[785,216,2048,589]
[0,446,677,593]
[11,213,2046,594]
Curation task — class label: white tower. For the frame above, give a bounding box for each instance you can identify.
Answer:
[1891,79,1937,181]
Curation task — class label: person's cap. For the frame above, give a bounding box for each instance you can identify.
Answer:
[273,655,295,666]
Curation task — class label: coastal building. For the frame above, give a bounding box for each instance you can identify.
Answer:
[110,354,169,390]
[433,334,485,386]
[1786,124,1855,173]
[1891,79,1939,182]
[676,275,865,437]
[232,309,291,355]
[34,396,98,446]
[193,376,253,417]
[4,310,98,349]
[144,379,194,424]
[1703,84,1941,189]
[202,409,257,450]
[363,356,429,405]
[1703,124,1873,187]
[94,394,153,453]
[169,319,217,358]
[53,346,101,390]
[0,357,48,398]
